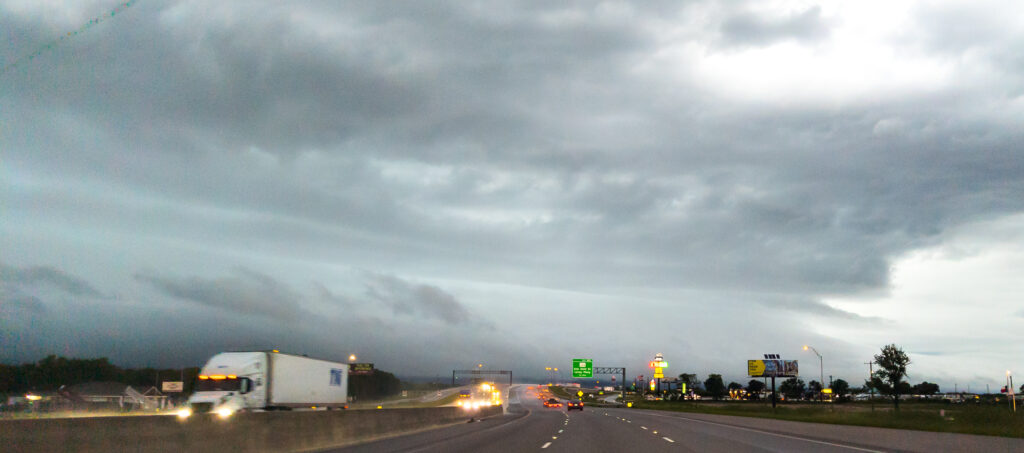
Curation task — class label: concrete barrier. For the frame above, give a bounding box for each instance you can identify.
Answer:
[2,406,503,453]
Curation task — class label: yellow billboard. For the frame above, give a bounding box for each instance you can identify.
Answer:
[747,359,798,377]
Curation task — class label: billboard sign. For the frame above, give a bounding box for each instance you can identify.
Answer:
[572,359,593,378]
[349,363,374,375]
[161,381,183,392]
[748,359,798,377]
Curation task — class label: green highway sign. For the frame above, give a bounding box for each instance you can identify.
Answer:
[572,358,593,378]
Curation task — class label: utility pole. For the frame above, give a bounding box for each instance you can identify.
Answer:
[865,360,875,411]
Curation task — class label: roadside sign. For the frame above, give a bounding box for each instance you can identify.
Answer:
[577,390,584,397]
[653,368,664,379]
[161,381,183,392]
[350,363,374,375]
[747,359,798,377]
[572,359,593,378]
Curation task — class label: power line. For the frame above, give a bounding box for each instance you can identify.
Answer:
[1,1,140,76]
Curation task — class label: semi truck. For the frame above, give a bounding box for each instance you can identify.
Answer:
[180,350,348,418]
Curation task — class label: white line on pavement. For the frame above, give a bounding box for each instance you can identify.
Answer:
[642,413,885,453]
[541,442,551,449]
[663,437,675,443]
[641,426,648,430]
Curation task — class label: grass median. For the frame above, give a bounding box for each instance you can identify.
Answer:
[633,400,1024,438]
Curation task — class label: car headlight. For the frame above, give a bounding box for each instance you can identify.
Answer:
[216,407,234,419]
[176,407,192,419]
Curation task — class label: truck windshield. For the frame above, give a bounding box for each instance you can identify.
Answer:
[196,378,242,392]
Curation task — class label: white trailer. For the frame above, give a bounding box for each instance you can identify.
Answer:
[181,351,348,418]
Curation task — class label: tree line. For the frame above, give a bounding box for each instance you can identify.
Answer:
[0,355,199,395]
[667,345,954,408]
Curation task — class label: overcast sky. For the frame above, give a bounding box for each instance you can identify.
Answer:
[2,0,1022,390]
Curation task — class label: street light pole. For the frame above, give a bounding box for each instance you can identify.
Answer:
[803,345,823,401]
[865,360,875,411]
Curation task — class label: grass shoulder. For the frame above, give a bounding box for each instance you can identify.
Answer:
[634,400,1024,438]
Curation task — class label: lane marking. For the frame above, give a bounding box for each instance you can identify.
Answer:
[558,429,563,433]
[641,412,885,453]
[641,426,648,430]
[663,437,675,443]
[552,436,558,439]
[541,441,551,449]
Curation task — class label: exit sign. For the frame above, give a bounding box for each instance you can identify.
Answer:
[572,359,593,378]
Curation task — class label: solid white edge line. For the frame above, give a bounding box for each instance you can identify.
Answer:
[643,413,884,453]
[541,441,551,449]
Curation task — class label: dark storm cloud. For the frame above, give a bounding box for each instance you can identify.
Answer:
[2,0,1023,382]
[363,273,472,325]
[0,263,104,298]
[135,268,307,321]
[718,5,829,47]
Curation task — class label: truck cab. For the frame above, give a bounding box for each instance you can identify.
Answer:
[183,352,267,418]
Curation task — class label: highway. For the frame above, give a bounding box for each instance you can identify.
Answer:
[325,385,1024,453]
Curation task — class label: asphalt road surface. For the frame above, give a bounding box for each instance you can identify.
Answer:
[323,385,1024,453]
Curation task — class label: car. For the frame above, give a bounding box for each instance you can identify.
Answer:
[543,398,562,408]
[567,400,583,411]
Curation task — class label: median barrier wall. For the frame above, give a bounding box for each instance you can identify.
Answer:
[1,405,503,453]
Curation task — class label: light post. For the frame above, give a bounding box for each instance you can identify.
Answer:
[349,354,357,362]
[803,345,823,401]
[1008,371,1016,412]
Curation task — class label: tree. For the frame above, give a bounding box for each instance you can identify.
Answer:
[678,373,701,392]
[870,344,911,409]
[779,378,805,401]
[832,379,850,402]
[807,380,823,400]
[746,380,766,400]
[911,381,940,396]
[704,374,727,400]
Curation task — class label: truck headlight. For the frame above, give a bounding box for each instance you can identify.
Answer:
[177,407,192,419]
[217,407,234,419]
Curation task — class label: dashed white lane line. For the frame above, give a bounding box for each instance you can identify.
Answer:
[642,412,885,453]
[541,441,551,449]
[641,426,648,430]
[558,429,563,433]
[663,437,675,443]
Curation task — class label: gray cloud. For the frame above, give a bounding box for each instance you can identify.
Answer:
[719,5,829,47]
[363,273,471,325]
[135,268,307,322]
[0,291,47,315]
[1,263,104,298]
